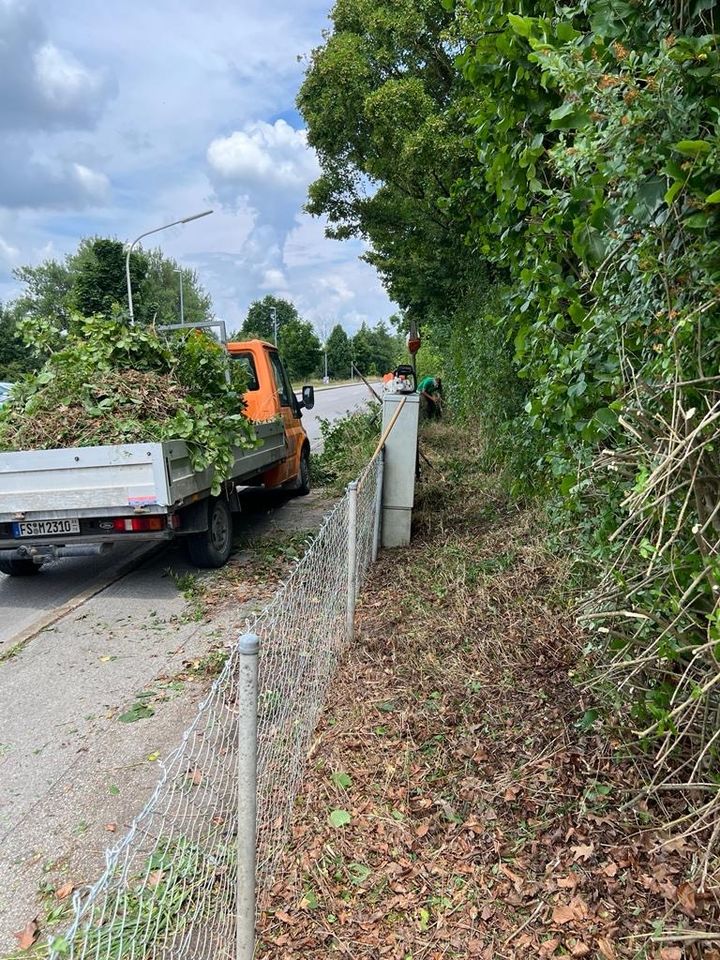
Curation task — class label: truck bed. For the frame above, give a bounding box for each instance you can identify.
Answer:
[0,419,286,522]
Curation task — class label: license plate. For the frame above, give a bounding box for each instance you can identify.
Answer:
[12,519,81,538]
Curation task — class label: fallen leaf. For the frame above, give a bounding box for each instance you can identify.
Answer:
[677,881,696,916]
[275,911,297,925]
[597,937,616,960]
[105,822,117,832]
[189,768,203,786]
[55,882,74,901]
[13,919,38,950]
[415,822,429,838]
[540,938,559,955]
[660,949,682,960]
[148,870,165,888]
[557,875,578,889]
[571,842,595,862]
[600,862,618,878]
[552,903,576,925]
[118,703,154,723]
[571,944,591,958]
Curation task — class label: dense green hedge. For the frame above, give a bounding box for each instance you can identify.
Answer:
[301,0,720,843]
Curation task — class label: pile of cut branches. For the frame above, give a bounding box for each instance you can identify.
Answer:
[0,313,254,493]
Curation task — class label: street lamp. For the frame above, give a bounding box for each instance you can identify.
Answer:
[176,269,184,324]
[125,209,213,323]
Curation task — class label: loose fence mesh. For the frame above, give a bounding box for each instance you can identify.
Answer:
[49,454,383,960]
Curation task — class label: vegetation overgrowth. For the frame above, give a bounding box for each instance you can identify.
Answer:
[299,0,720,870]
[310,403,381,493]
[0,314,253,494]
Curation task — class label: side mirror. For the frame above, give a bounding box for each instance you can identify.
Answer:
[301,385,315,410]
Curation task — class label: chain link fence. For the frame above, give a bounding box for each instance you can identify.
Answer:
[48,453,384,960]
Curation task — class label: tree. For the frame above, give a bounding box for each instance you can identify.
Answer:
[10,238,213,344]
[241,296,299,342]
[140,249,212,326]
[70,238,147,318]
[325,323,351,379]
[351,323,375,375]
[279,320,321,381]
[367,320,400,375]
[297,0,478,317]
[0,301,36,380]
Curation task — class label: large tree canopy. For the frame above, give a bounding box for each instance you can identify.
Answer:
[240,296,300,343]
[297,0,479,316]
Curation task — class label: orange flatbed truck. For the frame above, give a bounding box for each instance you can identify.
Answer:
[0,339,315,575]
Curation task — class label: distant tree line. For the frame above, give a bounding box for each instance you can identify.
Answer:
[234,293,404,382]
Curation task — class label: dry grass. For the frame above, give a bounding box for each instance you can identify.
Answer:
[256,422,719,959]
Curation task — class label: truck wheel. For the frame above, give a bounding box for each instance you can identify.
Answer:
[187,497,233,568]
[0,557,41,577]
[288,445,311,497]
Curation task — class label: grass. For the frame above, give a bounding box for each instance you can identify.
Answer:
[5,837,235,959]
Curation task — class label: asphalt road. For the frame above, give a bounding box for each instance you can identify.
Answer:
[0,382,379,649]
[301,379,379,448]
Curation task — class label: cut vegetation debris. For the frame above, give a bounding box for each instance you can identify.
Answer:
[0,313,254,491]
[257,423,719,960]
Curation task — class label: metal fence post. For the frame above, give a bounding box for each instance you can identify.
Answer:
[371,449,384,563]
[346,481,358,643]
[237,632,259,960]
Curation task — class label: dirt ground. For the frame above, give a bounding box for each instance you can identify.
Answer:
[256,424,719,960]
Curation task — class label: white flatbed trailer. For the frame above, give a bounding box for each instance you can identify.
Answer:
[0,419,289,572]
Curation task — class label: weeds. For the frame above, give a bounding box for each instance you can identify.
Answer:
[311,404,381,493]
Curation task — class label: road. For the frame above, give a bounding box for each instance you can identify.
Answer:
[0,382,378,651]
[301,379,380,448]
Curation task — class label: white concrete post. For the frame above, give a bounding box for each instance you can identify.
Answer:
[237,632,259,960]
[346,481,358,643]
[371,449,384,563]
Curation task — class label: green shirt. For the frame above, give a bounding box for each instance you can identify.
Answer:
[417,376,436,394]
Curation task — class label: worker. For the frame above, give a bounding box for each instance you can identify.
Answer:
[417,375,442,419]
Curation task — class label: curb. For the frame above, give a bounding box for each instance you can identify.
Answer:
[0,542,166,662]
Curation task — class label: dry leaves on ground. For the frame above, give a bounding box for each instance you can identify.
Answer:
[256,424,720,959]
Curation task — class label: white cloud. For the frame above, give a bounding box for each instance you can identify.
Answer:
[317,275,355,304]
[260,268,288,291]
[0,235,19,263]
[208,120,319,194]
[33,42,105,114]
[71,163,109,200]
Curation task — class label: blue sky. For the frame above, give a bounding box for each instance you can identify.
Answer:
[0,0,395,334]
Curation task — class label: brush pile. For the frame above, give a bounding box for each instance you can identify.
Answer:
[0,314,254,492]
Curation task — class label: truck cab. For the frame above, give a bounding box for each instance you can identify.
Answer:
[227,339,313,492]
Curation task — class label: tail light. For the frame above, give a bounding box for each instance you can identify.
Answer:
[112,517,166,533]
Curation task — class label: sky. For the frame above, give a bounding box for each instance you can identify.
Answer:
[0,0,396,334]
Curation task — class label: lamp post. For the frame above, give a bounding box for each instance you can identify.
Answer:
[125,209,213,323]
[176,269,185,324]
[269,306,278,346]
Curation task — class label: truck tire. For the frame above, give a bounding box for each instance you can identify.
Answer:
[287,445,311,496]
[187,497,234,568]
[0,556,41,577]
